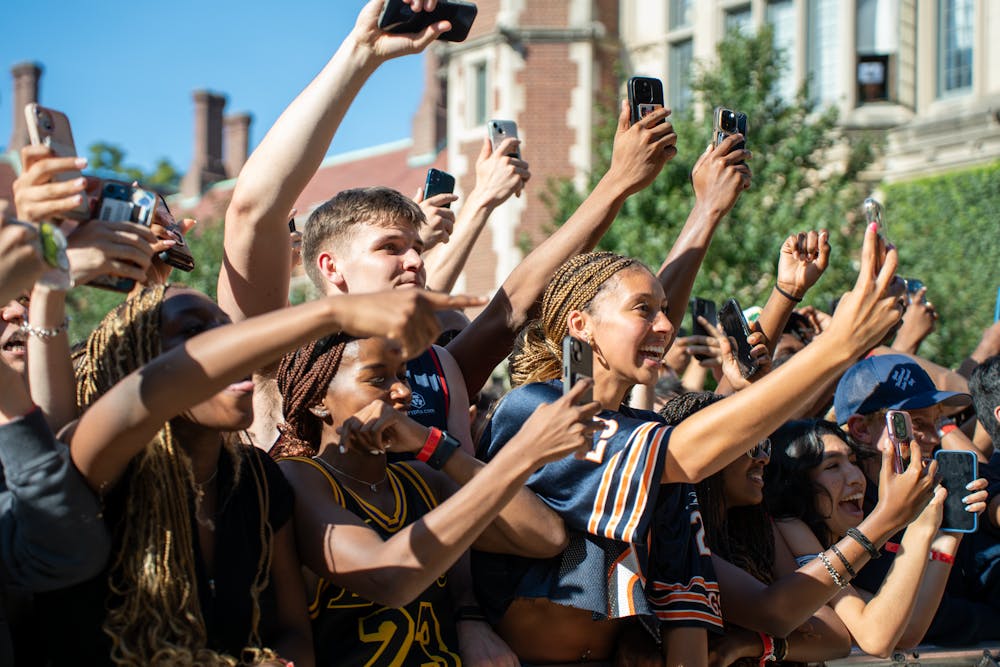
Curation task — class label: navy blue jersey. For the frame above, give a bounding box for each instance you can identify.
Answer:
[476,381,721,632]
[405,346,450,430]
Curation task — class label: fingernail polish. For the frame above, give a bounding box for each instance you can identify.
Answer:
[339,445,346,454]
[868,222,878,233]
[75,158,88,168]
[966,481,978,490]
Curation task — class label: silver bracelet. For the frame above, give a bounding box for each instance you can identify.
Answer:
[20,317,70,339]
[817,551,848,589]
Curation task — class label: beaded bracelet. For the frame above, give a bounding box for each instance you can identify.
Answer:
[830,543,857,578]
[846,527,881,559]
[20,317,70,340]
[817,551,847,588]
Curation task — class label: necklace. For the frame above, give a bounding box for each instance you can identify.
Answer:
[195,467,218,488]
[313,455,387,492]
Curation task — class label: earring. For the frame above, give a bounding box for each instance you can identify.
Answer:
[309,404,330,418]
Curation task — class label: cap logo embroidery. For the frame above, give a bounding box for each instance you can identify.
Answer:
[891,368,915,391]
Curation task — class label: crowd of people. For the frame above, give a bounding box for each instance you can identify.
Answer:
[3,1,1000,665]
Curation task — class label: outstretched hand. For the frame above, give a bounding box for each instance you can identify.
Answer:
[337,290,487,359]
[351,0,450,62]
[415,187,458,251]
[698,315,770,389]
[13,144,92,223]
[607,100,678,196]
[777,230,831,300]
[0,223,46,304]
[471,137,531,206]
[874,432,938,531]
[691,133,752,217]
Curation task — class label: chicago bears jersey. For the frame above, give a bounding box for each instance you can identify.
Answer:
[476,381,721,632]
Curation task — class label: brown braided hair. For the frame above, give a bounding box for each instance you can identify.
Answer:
[509,251,641,387]
[272,334,354,459]
[75,285,276,666]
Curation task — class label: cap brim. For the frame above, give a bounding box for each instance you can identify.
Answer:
[891,390,971,413]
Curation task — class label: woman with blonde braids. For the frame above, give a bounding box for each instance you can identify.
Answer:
[476,225,911,666]
[36,283,481,667]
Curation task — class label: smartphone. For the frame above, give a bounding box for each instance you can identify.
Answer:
[994,286,1000,323]
[713,106,749,152]
[904,278,925,304]
[562,335,593,405]
[718,298,759,379]
[24,104,90,221]
[88,182,158,292]
[689,297,718,360]
[935,450,978,533]
[487,120,520,158]
[152,195,195,273]
[424,168,456,206]
[288,218,297,234]
[378,0,478,42]
[885,409,912,474]
[626,76,665,126]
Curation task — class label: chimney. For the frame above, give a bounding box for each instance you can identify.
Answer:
[180,90,227,198]
[9,62,43,153]
[223,112,252,180]
[409,49,447,164]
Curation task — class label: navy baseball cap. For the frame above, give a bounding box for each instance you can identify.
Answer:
[834,354,971,425]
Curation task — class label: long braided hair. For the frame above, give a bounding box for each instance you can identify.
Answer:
[272,333,353,459]
[509,251,640,387]
[75,285,275,666]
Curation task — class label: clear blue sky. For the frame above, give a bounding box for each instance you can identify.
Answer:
[1,0,426,172]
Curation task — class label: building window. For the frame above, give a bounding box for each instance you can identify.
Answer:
[937,0,973,96]
[766,0,797,103]
[807,0,842,106]
[670,0,693,29]
[725,5,753,35]
[471,61,488,127]
[668,39,694,111]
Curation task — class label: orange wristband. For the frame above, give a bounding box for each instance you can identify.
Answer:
[417,427,443,463]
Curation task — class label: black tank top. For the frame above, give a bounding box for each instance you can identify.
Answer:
[284,458,461,666]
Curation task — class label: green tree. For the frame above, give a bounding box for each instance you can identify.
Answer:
[547,27,877,321]
[87,142,180,191]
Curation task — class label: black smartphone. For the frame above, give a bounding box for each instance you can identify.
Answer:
[89,181,158,292]
[562,335,593,405]
[718,297,759,378]
[627,76,665,125]
[288,218,297,233]
[152,195,195,273]
[689,297,717,361]
[885,409,912,474]
[934,450,978,533]
[424,168,456,206]
[713,106,748,153]
[378,0,478,42]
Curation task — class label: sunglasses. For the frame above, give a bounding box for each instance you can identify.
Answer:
[747,438,771,460]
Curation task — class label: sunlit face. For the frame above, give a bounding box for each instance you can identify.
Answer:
[324,221,426,295]
[721,443,771,508]
[321,337,411,429]
[810,435,867,538]
[160,287,254,431]
[584,267,676,391]
[867,404,944,460]
[0,297,28,376]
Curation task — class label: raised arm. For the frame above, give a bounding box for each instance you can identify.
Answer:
[448,101,677,396]
[656,132,751,328]
[424,137,530,293]
[219,0,449,321]
[70,289,483,492]
[666,225,900,484]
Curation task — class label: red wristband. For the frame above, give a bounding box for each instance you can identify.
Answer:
[939,423,958,437]
[416,427,443,463]
[884,541,900,554]
[930,550,955,565]
[758,632,776,665]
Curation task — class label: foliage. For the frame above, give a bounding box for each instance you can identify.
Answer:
[87,142,181,191]
[66,220,225,343]
[883,162,1000,366]
[547,27,877,324]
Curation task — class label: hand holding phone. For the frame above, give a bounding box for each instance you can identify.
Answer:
[718,298,759,378]
[934,450,979,533]
[885,410,912,474]
[23,104,90,221]
[424,168,457,205]
[562,335,593,405]
[689,297,718,360]
[713,107,748,153]
[378,0,478,42]
[627,76,665,126]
